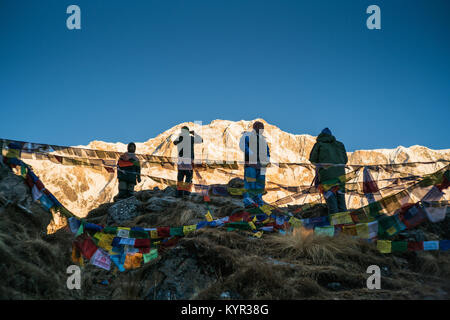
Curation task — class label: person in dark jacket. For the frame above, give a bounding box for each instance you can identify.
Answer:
[173,126,203,197]
[114,142,141,201]
[239,121,270,207]
[309,128,348,214]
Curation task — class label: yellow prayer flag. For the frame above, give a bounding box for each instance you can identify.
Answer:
[93,232,103,241]
[288,217,302,228]
[253,231,263,238]
[377,240,392,254]
[330,212,353,225]
[205,211,213,222]
[183,224,197,235]
[98,234,115,252]
[260,205,273,215]
[342,224,357,236]
[150,230,159,239]
[248,221,256,230]
[355,223,369,239]
[228,188,245,195]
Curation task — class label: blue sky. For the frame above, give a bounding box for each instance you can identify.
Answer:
[0,0,449,151]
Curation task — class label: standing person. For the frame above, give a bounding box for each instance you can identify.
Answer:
[240,121,270,208]
[173,126,203,197]
[114,142,141,201]
[309,128,348,214]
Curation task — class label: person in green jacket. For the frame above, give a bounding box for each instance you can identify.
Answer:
[114,142,141,201]
[309,128,348,214]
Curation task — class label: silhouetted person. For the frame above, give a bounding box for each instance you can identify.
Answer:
[239,121,270,207]
[173,126,203,197]
[309,128,348,214]
[114,142,141,201]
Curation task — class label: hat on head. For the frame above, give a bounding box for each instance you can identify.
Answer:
[127,142,136,152]
[321,127,332,136]
[253,121,264,132]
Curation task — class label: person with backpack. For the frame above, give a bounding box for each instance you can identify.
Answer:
[309,128,348,214]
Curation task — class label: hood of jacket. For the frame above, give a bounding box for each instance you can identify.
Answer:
[317,133,336,143]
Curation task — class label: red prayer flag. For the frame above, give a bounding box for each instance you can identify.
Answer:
[157,227,170,238]
[134,238,151,248]
[408,241,424,251]
[75,235,98,259]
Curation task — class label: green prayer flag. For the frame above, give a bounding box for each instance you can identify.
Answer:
[75,223,84,237]
[391,241,408,252]
[226,222,252,230]
[129,230,150,239]
[103,226,118,234]
[170,227,184,237]
[143,249,158,263]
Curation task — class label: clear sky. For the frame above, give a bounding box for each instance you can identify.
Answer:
[1,0,449,152]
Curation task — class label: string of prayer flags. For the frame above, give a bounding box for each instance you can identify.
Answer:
[378,240,450,253]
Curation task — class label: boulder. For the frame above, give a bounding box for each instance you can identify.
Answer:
[107,196,141,224]
[145,197,177,212]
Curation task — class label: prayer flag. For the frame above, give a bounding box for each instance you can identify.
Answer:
[377,240,392,253]
[423,241,439,251]
[205,211,213,222]
[314,226,335,237]
[143,249,158,263]
[90,249,111,271]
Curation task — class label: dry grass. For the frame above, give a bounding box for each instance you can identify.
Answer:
[1,167,449,300]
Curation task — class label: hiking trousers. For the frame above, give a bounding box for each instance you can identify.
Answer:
[116,180,136,200]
